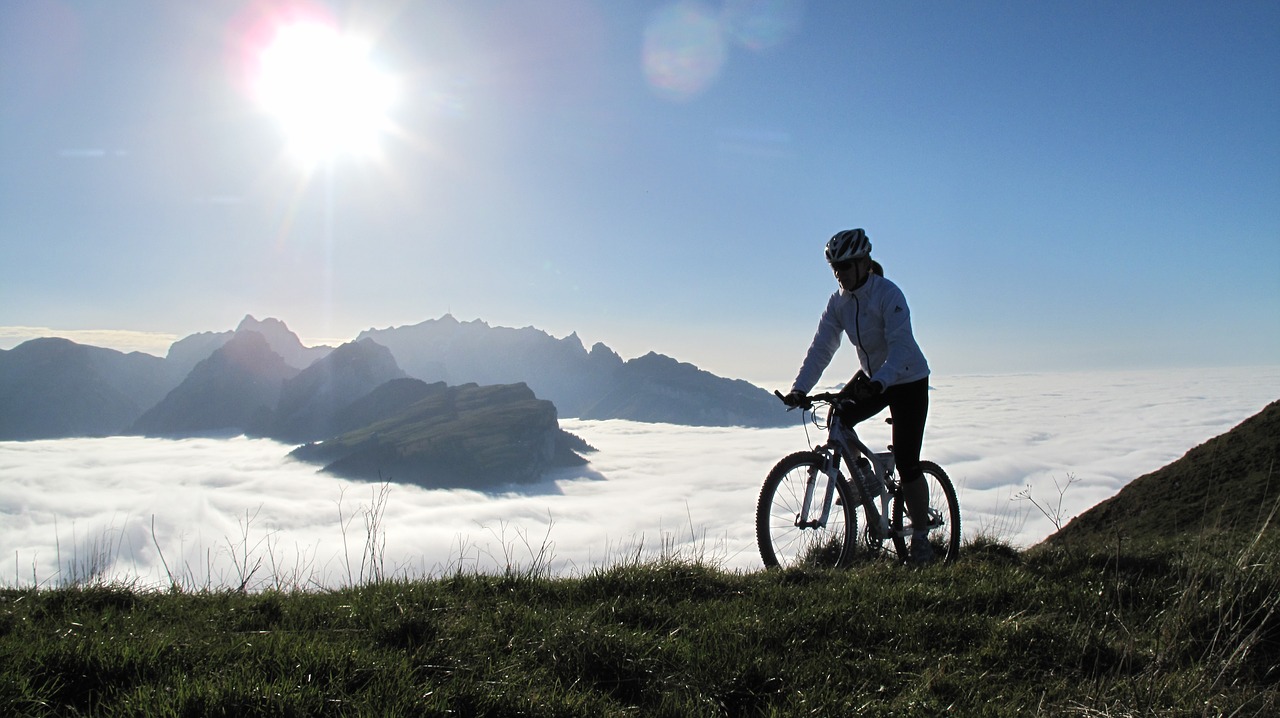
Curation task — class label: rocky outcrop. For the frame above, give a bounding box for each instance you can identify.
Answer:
[290,381,591,490]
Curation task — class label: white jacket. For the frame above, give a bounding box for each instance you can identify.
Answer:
[791,273,930,394]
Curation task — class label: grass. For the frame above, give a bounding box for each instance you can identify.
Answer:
[1,528,1276,717]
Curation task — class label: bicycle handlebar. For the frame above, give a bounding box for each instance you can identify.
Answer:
[773,389,845,411]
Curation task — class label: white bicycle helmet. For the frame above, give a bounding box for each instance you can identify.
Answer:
[824,228,871,264]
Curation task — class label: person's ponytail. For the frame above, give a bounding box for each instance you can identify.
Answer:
[870,259,884,277]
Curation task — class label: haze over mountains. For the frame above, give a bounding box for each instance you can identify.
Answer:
[0,315,790,488]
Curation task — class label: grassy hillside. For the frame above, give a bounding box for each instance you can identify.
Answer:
[1,538,1275,716]
[1044,399,1279,549]
[2,402,1277,716]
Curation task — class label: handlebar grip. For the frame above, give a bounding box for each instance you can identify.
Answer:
[775,389,798,410]
[776,389,814,410]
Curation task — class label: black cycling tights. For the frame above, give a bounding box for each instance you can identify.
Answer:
[838,377,930,482]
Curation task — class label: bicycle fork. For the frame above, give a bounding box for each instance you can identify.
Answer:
[795,452,841,529]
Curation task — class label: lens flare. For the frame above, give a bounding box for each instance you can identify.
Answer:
[643,2,727,102]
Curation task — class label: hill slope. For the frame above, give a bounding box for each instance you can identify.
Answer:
[1044,398,1280,548]
[0,338,181,439]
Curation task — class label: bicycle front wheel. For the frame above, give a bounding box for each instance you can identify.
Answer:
[757,451,858,569]
[890,461,961,564]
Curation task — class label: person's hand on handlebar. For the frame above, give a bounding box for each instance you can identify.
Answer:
[779,389,808,409]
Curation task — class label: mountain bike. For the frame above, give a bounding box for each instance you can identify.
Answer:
[756,391,961,568]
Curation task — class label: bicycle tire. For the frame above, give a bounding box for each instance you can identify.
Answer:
[756,451,858,569]
[890,461,961,564]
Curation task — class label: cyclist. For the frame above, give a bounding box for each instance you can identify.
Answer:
[782,228,935,564]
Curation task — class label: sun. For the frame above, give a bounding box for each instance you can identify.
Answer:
[253,21,396,166]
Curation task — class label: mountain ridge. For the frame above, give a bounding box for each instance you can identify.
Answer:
[165,314,333,377]
[131,330,300,438]
[0,338,182,439]
[1,314,789,439]
[357,315,788,427]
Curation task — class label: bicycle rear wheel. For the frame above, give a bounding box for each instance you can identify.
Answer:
[757,451,858,569]
[890,461,961,564]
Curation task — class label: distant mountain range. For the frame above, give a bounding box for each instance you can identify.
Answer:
[0,314,791,488]
[356,315,787,426]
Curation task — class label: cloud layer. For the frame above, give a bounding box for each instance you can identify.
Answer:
[2,366,1276,589]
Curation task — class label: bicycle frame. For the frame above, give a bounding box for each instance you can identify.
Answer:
[796,397,898,539]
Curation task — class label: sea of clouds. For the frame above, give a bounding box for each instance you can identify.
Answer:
[2,366,1276,589]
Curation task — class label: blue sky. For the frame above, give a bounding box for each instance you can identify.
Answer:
[2,0,1276,385]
